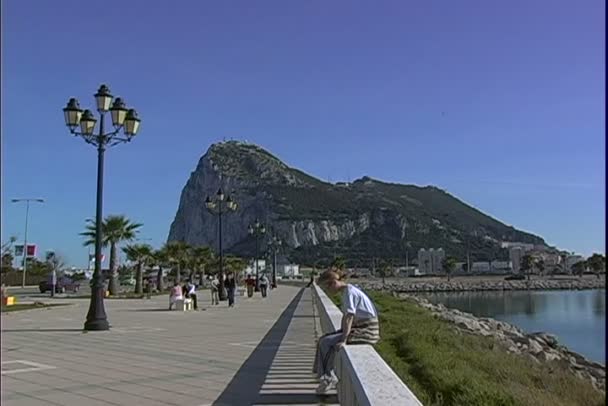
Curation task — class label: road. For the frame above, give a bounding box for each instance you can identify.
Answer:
[4,286,91,302]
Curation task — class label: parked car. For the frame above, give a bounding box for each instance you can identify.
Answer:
[504,274,526,281]
[39,276,80,293]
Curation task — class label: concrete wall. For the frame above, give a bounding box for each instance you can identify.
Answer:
[311,283,423,406]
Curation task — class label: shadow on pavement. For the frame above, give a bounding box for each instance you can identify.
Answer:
[213,288,336,405]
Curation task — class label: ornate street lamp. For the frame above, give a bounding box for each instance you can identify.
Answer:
[268,235,282,289]
[205,188,238,300]
[62,84,141,331]
[248,219,266,292]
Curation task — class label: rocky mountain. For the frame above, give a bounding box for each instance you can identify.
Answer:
[168,141,546,266]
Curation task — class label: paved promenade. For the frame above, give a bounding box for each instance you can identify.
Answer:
[1,286,338,406]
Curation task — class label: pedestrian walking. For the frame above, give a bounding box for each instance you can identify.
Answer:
[226,272,236,307]
[259,273,269,298]
[246,274,255,298]
[210,275,220,305]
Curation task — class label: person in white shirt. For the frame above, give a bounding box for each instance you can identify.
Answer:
[313,268,380,394]
[259,273,269,297]
[185,279,198,310]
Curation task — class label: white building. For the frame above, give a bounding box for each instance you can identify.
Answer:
[490,260,512,273]
[245,259,267,276]
[471,261,491,273]
[509,247,525,274]
[282,264,300,277]
[501,242,535,251]
[418,248,445,274]
[418,249,432,274]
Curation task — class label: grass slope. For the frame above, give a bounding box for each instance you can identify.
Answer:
[333,291,604,406]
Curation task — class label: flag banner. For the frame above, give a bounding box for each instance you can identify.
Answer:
[26,245,36,257]
[14,245,36,257]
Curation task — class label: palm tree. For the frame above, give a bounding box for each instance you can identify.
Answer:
[586,253,605,279]
[163,241,191,284]
[442,256,457,281]
[572,260,586,278]
[123,244,153,294]
[189,246,214,286]
[331,256,347,271]
[81,215,142,295]
[223,255,248,282]
[535,258,545,277]
[521,254,534,281]
[152,249,169,291]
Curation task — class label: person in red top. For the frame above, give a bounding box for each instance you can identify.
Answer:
[245,274,255,298]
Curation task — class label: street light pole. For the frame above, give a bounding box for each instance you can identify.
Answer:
[63,84,141,331]
[205,189,237,301]
[11,198,44,287]
[268,235,282,289]
[248,220,266,292]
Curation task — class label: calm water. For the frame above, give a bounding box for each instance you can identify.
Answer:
[417,289,606,364]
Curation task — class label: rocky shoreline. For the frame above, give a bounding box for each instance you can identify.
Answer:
[396,292,606,392]
[357,277,605,293]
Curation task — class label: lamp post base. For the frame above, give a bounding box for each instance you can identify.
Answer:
[84,286,110,331]
[84,318,110,331]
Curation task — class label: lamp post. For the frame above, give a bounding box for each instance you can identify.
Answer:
[248,219,266,292]
[11,198,44,287]
[268,235,282,289]
[62,84,141,331]
[205,189,237,300]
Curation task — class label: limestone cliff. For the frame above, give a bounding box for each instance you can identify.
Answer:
[168,141,545,264]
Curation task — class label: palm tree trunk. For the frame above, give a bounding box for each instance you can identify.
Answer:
[108,243,119,295]
[157,266,164,291]
[199,266,205,286]
[135,262,143,294]
[176,265,181,284]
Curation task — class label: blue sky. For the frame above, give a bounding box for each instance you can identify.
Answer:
[2,0,605,267]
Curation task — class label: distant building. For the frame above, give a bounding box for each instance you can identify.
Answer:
[282,264,300,277]
[501,242,535,251]
[418,249,432,274]
[565,255,585,273]
[471,261,491,273]
[418,248,445,274]
[490,260,512,273]
[509,247,525,274]
[245,259,267,276]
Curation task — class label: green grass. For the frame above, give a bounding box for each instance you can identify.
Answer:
[1,303,69,313]
[331,291,605,406]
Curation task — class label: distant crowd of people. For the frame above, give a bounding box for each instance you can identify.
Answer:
[164,272,274,310]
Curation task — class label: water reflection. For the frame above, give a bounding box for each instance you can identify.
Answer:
[417,289,606,363]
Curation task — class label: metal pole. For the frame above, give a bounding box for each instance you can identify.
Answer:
[84,113,109,331]
[218,203,225,300]
[255,233,259,292]
[272,247,277,288]
[21,201,30,288]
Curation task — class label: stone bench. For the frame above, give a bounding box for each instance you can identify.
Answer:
[175,298,193,311]
[312,283,423,406]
